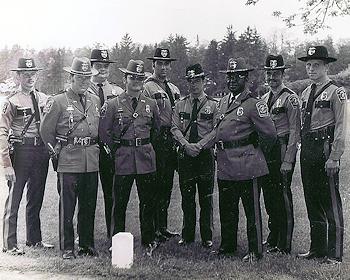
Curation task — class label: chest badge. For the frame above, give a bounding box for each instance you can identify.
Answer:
[204,106,211,114]
[237,107,244,116]
[276,98,282,107]
[320,91,328,101]
[145,104,151,113]
[133,112,139,118]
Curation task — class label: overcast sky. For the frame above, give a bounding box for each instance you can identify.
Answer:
[2,0,350,50]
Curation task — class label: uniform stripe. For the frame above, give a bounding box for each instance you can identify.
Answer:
[3,181,15,249]
[109,174,116,238]
[282,176,293,251]
[329,176,341,259]
[252,178,262,254]
[59,173,65,250]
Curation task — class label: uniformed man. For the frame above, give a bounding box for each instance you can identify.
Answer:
[99,60,161,255]
[40,57,100,259]
[259,55,300,254]
[206,58,277,262]
[296,46,346,264]
[171,64,218,248]
[143,48,180,241]
[90,49,123,238]
[0,58,54,255]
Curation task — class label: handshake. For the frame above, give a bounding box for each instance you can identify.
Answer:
[183,142,202,157]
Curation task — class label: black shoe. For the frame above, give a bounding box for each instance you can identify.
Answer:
[266,246,280,254]
[322,257,342,265]
[155,231,168,242]
[2,247,25,255]
[216,247,236,256]
[26,241,54,249]
[242,252,262,263]
[202,240,213,248]
[62,250,76,259]
[145,241,158,257]
[178,238,194,246]
[160,230,179,239]
[297,250,325,260]
[77,247,98,257]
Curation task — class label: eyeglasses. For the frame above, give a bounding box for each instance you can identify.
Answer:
[128,75,145,81]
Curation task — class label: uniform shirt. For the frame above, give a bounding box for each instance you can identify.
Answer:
[208,89,277,181]
[40,88,100,173]
[143,74,180,127]
[301,78,347,160]
[260,84,301,163]
[0,87,48,168]
[99,91,161,175]
[171,93,219,148]
[90,80,123,104]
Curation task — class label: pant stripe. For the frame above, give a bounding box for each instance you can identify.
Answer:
[252,178,262,254]
[3,181,15,249]
[329,176,341,259]
[282,183,293,251]
[59,173,65,251]
[110,174,116,237]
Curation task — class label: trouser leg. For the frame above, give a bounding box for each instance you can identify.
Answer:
[179,177,196,242]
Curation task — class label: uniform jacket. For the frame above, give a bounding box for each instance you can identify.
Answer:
[90,80,123,104]
[0,87,48,168]
[171,93,219,148]
[209,89,277,181]
[260,85,301,163]
[40,88,100,173]
[301,79,347,160]
[99,91,161,175]
[143,75,180,127]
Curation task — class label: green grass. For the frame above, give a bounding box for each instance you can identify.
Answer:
[0,121,349,279]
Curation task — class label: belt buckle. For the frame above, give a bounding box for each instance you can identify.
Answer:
[34,137,38,146]
[218,140,224,150]
[82,137,91,146]
[135,138,142,147]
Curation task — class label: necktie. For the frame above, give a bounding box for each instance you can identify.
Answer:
[30,91,41,132]
[267,91,274,110]
[301,83,317,137]
[97,83,105,106]
[189,98,199,143]
[228,94,234,107]
[164,81,175,108]
[79,94,86,111]
[132,97,138,111]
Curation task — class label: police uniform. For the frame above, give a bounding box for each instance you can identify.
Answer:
[40,57,100,257]
[143,60,180,238]
[259,55,300,254]
[99,60,161,247]
[0,81,50,251]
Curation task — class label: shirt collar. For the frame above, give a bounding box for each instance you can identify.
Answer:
[190,92,205,103]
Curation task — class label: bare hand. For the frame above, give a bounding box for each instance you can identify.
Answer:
[4,167,16,182]
[325,159,340,177]
[185,143,201,157]
[280,162,293,175]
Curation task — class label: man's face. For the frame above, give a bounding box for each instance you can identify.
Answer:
[125,74,144,92]
[153,60,171,79]
[266,69,283,90]
[305,59,328,82]
[227,72,247,95]
[71,74,91,94]
[92,62,110,81]
[18,71,37,91]
[187,77,204,96]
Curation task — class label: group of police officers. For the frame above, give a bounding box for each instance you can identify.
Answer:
[0,45,346,264]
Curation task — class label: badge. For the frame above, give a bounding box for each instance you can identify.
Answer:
[336,88,347,102]
[25,59,33,68]
[66,105,74,112]
[219,114,225,120]
[101,50,108,59]
[237,107,244,116]
[95,104,99,114]
[81,62,89,72]
[228,58,237,69]
[160,49,168,58]
[256,101,269,117]
[288,95,299,108]
[2,102,9,114]
[308,47,316,56]
[270,60,277,68]
[136,64,143,73]
[276,98,282,107]
[187,70,195,78]
[133,112,138,118]
[320,92,328,101]
[145,104,150,113]
[44,99,54,113]
[100,103,108,118]
[204,106,211,114]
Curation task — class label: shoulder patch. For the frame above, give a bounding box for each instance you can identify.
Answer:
[336,88,347,103]
[255,101,269,118]
[44,98,54,114]
[288,95,299,108]
[2,101,9,114]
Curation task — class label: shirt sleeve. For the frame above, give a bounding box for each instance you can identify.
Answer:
[0,99,15,168]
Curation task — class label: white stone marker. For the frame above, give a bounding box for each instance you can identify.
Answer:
[112,232,133,268]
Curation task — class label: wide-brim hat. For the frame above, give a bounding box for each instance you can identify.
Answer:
[298,45,337,63]
[219,57,254,74]
[90,49,116,63]
[261,54,291,70]
[185,63,206,79]
[147,48,176,61]
[63,57,98,76]
[11,58,43,71]
[119,59,146,76]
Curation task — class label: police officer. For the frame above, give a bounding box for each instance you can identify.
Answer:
[171,64,218,248]
[40,57,100,259]
[89,49,123,238]
[207,58,277,262]
[297,46,346,264]
[143,48,180,241]
[259,55,300,254]
[0,58,54,255]
[99,60,160,255]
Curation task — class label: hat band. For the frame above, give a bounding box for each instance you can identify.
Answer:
[70,69,93,75]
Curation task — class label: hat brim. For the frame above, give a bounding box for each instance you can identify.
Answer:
[90,59,117,63]
[147,57,177,61]
[10,67,43,72]
[63,67,99,76]
[185,73,206,79]
[297,56,337,63]
[219,68,255,74]
[260,65,291,71]
[118,68,146,76]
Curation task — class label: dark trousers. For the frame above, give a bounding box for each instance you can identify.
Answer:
[111,173,157,245]
[178,150,214,242]
[301,137,343,260]
[154,140,177,232]
[3,145,49,250]
[99,146,114,238]
[218,179,263,255]
[260,143,294,252]
[57,172,98,251]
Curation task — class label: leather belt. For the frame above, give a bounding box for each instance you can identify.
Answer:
[302,126,334,141]
[120,138,150,147]
[11,136,43,146]
[217,136,254,150]
[62,136,98,146]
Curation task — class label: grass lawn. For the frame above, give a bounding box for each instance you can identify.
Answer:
[0,119,349,279]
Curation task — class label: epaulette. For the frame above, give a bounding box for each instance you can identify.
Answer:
[330,80,340,87]
[180,95,190,101]
[206,95,218,102]
[144,76,156,84]
[5,91,17,100]
[53,89,67,96]
[282,87,295,95]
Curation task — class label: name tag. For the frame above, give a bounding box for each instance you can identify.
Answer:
[179,112,190,119]
[17,107,32,116]
[200,113,213,120]
[271,107,286,115]
[315,101,330,108]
